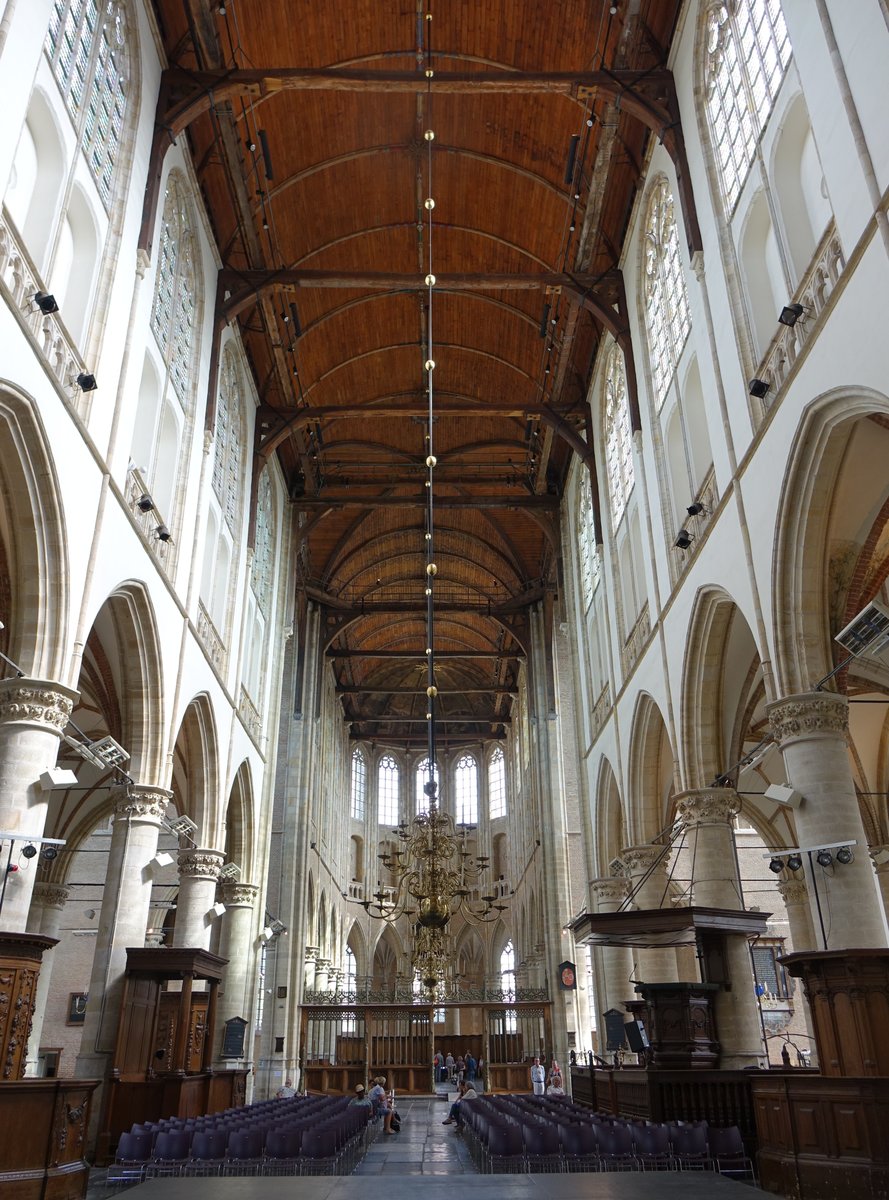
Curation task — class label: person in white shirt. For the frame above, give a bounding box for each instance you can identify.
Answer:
[276,1078,296,1098]
[546,1074,565,1096]
[530,1056,545,1095]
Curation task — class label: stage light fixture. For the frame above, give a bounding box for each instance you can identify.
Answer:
[835,846,854,865]
[21,843,38,859]
[786,853,803,872]
[137,494,155,512]
[155,525,171,542]
[686,501,705,516]
[816,849,833,867]
[768,857,784,874]
[748,378,770,399]
[674,529,693,550]
[34,291,59,315]
[76,372,98,392]
[778,303,805,327]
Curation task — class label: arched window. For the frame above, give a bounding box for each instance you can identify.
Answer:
[150,174,198,404]
[415,757,439,816]
[603,346,634,526]
[643,178,691,409]
[252,472,274,615]
[577,469,601,610]
[455,754,478,825]
[704,0,792,212]
[500,940,517,1031]
[45,0,130,208]
[212,348,245,533]
[378,754,399,825]
[343,945,357,1031]
[488,747,506,819]
[350,749,367,820]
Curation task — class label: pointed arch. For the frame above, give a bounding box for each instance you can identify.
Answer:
[595,756,625,876]
[223,759,254,875]
[170,694,220,842]
[626,692,676,842]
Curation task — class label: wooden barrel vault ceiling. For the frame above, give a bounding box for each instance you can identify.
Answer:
[148,0,687,749]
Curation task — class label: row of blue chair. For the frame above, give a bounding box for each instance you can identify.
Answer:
[108,1096,373,1185]
[460,1094,755,1179]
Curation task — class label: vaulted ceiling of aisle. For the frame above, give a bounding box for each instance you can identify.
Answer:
[151,0,682,748]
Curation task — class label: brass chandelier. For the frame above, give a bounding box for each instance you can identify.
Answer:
[359,18,506,991]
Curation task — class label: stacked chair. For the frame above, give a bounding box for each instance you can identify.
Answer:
[460,1093,756,1180]
[106,1094,373,1187]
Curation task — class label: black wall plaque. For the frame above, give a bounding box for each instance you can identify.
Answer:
[603,1007,627,1051]
[221,1016,248,1058]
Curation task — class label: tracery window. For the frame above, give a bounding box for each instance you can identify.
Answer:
[342,946,357,1031]
[212,349,245,533]
[488,746,506,819]
[252,472,274,614]
[150,175,197,403]
[705,0,792,212]
[500,940,517,1031]
[643,179,691,409]
[577,469,601,610]
[603,346,634,526]
[45,0,129,208]
[415,757,439,816]
[350,749,367,820]
[455,754,478,825]
[378,754,399,826]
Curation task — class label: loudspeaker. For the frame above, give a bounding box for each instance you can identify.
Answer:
[624,1020,650,1053]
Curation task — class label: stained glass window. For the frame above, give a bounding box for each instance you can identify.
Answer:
[705,0,792,212]
[644,178,692,409]
[577,469,602,609]
[378,754,399,825]
[603,346,634,525]
[150,176,197,403]
[252,472,274,614]
[488,746,506,819]
[46,1,129,208]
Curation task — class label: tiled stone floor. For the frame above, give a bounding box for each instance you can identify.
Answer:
[354,1097,476,1175]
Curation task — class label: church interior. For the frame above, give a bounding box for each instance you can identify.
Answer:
[1,1,889,1196]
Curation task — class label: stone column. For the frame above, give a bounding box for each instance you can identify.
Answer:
[214,882,259,1065]
[0,678,77,932]
[174,848,225,948]
[767,692,887,948]
[870,847,889,925]
[24,882,69,1074]
[775,878,819,1064]
[76,786,170,1079]
[620,844,680,983]
[589,877,634,1030]
[675,789,765,1068]
[314,958,330,992]
[303,945,318,993]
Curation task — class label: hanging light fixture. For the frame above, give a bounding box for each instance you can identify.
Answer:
[358,16,505,993]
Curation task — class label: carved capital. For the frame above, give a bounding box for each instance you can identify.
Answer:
[767,691,848,745]
[776,879,809,906]
[177,848,225,881]
[676,788,740,826]
[304,946,319,962]
[30,882,69,911]
[0,678,77,733]
[113,785,171,822]
[870,846,889,875]
[220,882,259,907]
[620,844,667,876]
[590,877,629,909]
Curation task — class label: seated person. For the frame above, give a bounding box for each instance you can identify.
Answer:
[276,1078,296,1098]
[546,1074,565,1096]
[442,1080,478,1128]
[369,1076,387,1118]
[350,1083,372,1107]
[382,1091,399,1135]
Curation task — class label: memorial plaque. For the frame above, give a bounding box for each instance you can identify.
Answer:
[221,1016,248,1058]
[603,1007,627,1051]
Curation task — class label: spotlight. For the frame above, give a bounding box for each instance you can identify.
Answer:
[41,845,59,861]
[748,378,770,399]
[786,853,803,872]
[21,843,38,859]
[674,529,693,550]
[155,525,171,542]
[816,849,833,867]
[209,902,226,918]
[835,845,854,865]
[778,303,805,327]
[34,291,59,315]
[768,857,785,874]
[686,501,705,516]
[137,493,155,512]
[76,372,98,392]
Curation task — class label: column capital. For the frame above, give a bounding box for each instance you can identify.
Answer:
[767,691,848,745]
[30,881,69,911]
[0,677,78,733]
[112,784,171,823]
[620,843,668,874]
[304,946,319,962]
[220,882,259,907]
[590,877,629,907]
[177,847,225,881]
[870,847,889,875]
[675,788,740,826]
[776,878,809,905]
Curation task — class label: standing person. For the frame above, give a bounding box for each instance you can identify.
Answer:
[465,1051,477,1083]
[455,1055,465,1085]
[530,1056,545,1095]
[433,1049,443,1081]
[445,1051,455,1082]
